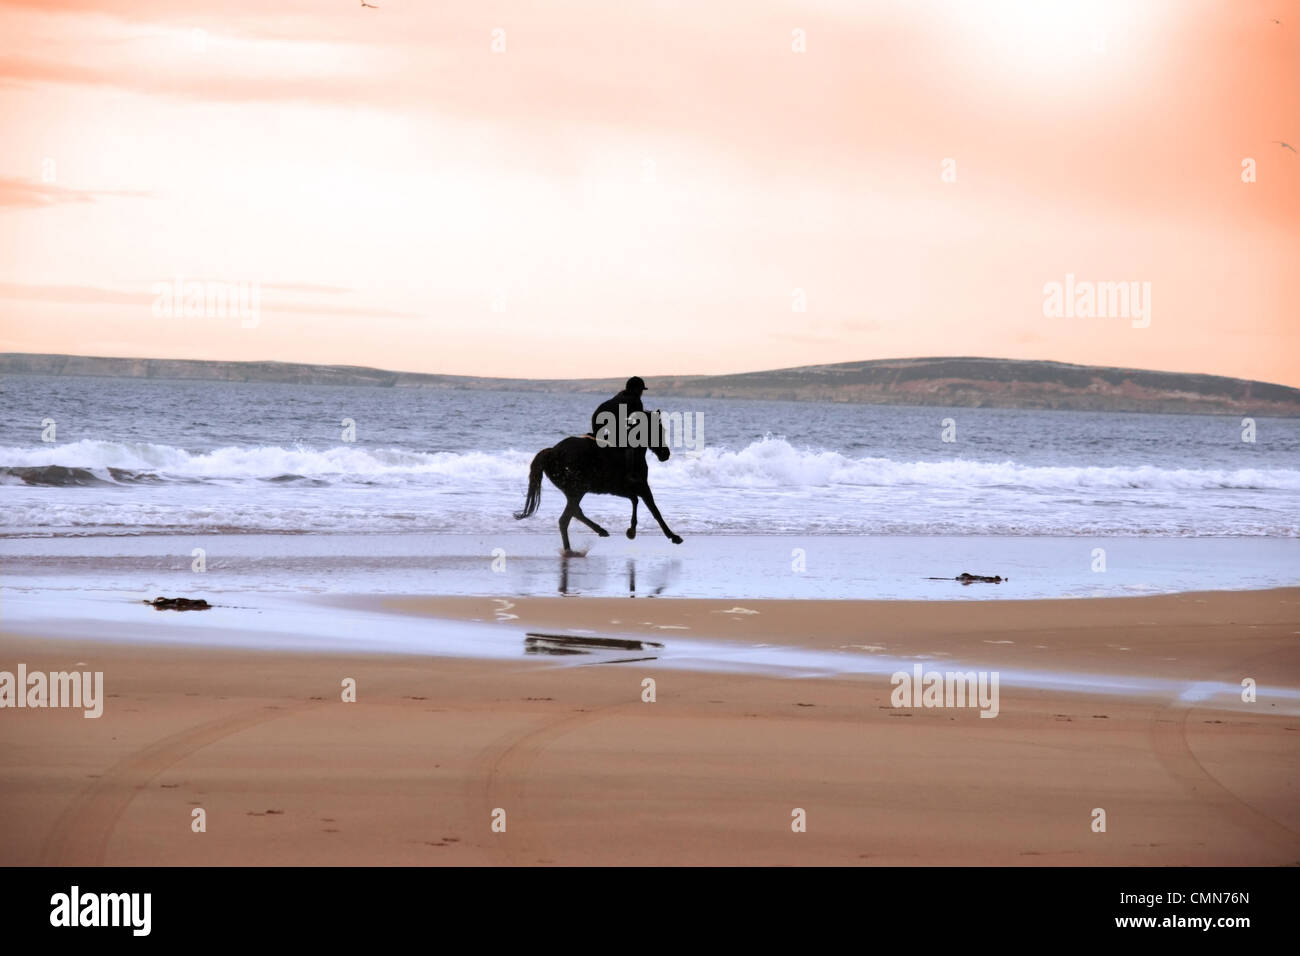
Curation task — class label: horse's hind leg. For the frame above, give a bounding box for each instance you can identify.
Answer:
[627,496,638,539]
[639,485,682,544]
[569,494,609,538]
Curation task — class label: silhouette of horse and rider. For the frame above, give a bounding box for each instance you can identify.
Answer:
[514,376,683,554]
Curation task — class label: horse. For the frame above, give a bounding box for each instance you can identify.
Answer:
[514,409,684,554]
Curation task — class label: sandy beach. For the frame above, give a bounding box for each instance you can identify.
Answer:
[5,0,1300,907]
[3,588,1297,866]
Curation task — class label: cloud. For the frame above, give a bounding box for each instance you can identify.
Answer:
[0,281,416,318]
[0,282,143,303]
[0,4,908,180]
[0,52,380,108]
[0,176,149,209]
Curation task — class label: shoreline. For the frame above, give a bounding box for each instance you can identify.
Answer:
[4,587,1298,690]
[4,533,1297,600]
[3,587,1298,695]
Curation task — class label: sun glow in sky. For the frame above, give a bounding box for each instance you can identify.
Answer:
[0,0,1296,384]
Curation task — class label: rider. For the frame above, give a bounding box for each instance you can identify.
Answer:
[591,376,647,480]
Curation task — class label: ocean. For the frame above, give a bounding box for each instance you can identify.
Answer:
[4,374,1299,537]
[1,373,1298,601]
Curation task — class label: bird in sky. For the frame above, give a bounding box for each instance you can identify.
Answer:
[1272,140,1297,153]
[361,1,378,8]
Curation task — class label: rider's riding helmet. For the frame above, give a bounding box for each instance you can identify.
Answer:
[625,376,647,394]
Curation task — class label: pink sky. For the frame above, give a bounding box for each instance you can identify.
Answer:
[0,0,1296,384]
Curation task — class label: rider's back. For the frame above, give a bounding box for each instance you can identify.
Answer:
[591,389,645,445]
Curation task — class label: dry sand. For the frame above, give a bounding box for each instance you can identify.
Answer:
[2,589,1298,865]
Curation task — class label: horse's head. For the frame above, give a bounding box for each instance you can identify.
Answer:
[649,409,671,463]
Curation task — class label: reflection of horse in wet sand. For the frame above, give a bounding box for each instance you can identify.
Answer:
[514,410,683,555]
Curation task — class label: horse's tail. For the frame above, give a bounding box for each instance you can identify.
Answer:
[513,448,549,520]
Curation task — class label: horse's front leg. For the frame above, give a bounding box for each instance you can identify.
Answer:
[627,495,638,539]
[558,500,576,553]
[638,485,682,544]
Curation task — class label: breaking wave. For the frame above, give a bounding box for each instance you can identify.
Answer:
[2,437,1297,493]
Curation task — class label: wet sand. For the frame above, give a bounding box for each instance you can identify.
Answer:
[2,589,1298,865]
[5,532,1299,600]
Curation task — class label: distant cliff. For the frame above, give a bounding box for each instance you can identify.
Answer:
[642,357,1300,416]
[3,353,1298,416]
[0,354,417,388]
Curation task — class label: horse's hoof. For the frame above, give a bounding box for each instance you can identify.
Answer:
[670,535,683,545]
[597,528,610,537]
[626,529,636,539]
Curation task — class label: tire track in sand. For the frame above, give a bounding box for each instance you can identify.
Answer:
[469,701,627,865]
[1148,649,1300,854]
[40,702,321,866]
[467,672,775,865]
